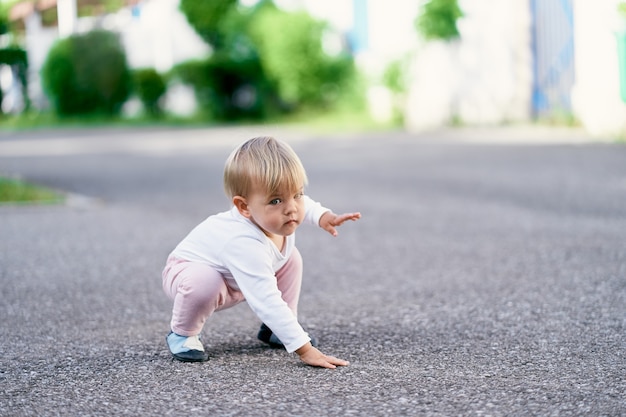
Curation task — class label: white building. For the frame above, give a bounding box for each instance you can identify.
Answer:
[6,0,626,137]
[571,0,626,137]
[275,0,626,137]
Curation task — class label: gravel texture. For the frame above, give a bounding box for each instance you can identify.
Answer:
[0,127,624,416]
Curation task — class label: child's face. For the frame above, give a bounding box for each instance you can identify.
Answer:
[244,186,306,238]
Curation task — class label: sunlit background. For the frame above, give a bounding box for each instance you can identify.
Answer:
[0,0,625,137]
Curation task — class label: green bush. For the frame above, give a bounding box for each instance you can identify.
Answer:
[416,0,463,41]
[176,0,281,120]
[132,68,166,117]
[171,53,276,121]
[249,8,356,108]
[0,46,29,113]
[177,1,358,117]
[41,30,131,116]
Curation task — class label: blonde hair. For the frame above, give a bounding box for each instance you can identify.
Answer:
[224,136,308,198]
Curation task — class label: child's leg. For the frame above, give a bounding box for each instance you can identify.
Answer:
[275,247,303,316]
[162,256,244,336]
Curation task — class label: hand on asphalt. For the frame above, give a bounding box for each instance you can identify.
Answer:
[296,344,349,369]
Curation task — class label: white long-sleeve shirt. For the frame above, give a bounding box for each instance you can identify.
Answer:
[170,195,329,353]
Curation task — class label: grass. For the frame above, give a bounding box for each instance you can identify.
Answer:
[0,104,399,134]
[0,111,203,131]
[0,176,65,205]
[272,106,398,133]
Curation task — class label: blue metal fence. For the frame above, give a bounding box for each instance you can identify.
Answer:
[530,0,575,118]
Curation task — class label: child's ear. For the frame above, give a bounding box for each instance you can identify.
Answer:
[233,196,250,218]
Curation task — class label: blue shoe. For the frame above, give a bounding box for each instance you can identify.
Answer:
[166,332,209,362]
[257,323,318,349]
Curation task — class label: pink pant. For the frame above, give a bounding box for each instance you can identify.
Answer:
[162,248,303,336]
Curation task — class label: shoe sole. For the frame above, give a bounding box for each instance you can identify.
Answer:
[171,351,209,362]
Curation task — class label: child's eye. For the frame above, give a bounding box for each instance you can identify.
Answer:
[269,198,282,205]
[295,192,304,199]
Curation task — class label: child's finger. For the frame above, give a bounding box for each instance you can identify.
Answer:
[335,213,360,225]
[325,225,338,236]
[325,355,350,367]
[341,212,361,222]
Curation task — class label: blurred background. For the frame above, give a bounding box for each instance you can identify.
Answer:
[0,0,625,138]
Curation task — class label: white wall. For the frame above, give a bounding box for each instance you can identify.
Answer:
[455,0,533,124]
[118,0,209,72]
[403,0,626,136]
[405,0,533,131]
[571,0,626,137]
[23,12,57,110]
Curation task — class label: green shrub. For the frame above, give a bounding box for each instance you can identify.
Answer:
[0,46,29,113]
[41,30,131,116]
[132,68,166,117]
[416,0,463,41]
[0,47,28,67]
[171,53,275,121]
[177,0,357,118]
[249,8,356,108]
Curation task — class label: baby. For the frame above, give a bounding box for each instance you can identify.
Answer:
[162,136,361,368]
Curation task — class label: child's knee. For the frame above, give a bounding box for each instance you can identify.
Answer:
[176,264,226,301]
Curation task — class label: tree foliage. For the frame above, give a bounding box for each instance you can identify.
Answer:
[176,0,356,117]
[249,8,354,107]
[0,3,8,35]
[179,0,238,51]
[416,0,463,41]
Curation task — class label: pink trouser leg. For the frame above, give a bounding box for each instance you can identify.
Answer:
[275,247,303,316]
[162,256,244,336]
[161,248,303,336]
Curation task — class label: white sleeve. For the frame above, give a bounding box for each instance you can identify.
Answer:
[220,236,311,353]
[303,195,330,227]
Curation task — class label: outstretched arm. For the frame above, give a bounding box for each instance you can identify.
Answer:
[319,211,361,237]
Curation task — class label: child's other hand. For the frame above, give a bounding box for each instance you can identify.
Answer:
[296,343,349,369]
[319,211,361,237]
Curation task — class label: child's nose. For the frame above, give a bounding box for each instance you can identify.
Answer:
[285,199,298,214]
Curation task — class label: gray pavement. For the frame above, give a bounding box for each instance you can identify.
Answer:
[0,126,624,416]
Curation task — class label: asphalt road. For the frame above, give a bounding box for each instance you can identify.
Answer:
[0,126,624,416]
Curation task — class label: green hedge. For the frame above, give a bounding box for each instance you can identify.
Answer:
[132,68,166,117]
[0,46,29,113]
[171,53,275,120]
[41,30,131,116]
[0,47,27,67]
